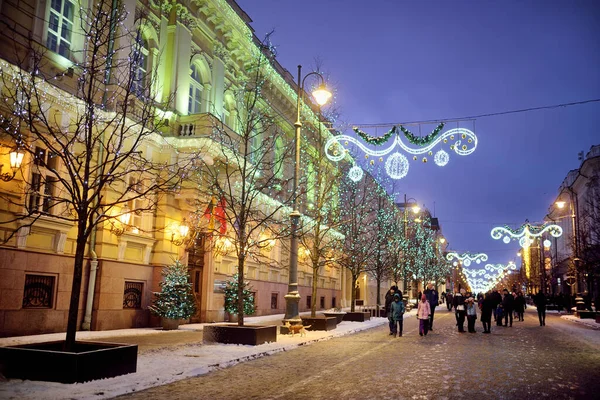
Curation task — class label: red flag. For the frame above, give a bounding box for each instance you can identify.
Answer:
[203,197,215,221]
[215,196,227,234]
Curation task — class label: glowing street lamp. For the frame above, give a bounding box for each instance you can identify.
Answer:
[284,65,332,325]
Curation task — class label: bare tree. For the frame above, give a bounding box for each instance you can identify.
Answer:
[187,42,295,326]
[0,0,190,350]
[578,175,600,297]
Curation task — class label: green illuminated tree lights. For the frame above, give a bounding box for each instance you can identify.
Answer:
[149,261,197,320]
[224,273,255,316]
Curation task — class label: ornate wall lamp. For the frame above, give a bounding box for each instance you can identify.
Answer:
[0,147,24,182]
[170,219,191,246]
[110,206,131,236]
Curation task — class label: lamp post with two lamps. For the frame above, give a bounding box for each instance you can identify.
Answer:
[284,65,332,325]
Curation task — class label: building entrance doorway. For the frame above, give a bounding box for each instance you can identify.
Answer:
[187,233,206,323]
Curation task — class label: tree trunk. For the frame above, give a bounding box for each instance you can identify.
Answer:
[376,278,381,307]
[350,272,358,312]
[311,260,318,317]
[65,224,88,350]
[237,255,245,326]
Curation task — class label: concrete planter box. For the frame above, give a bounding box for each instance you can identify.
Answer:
[0,341,137,383]
[203,324,277,345]
[343,312,371,322]
[301,316,337,331]
[596,314,600,324]
[323,312,346,324]
[576,311,596,319]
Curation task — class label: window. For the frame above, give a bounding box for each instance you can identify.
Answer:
[46,0,75,58]
[271,293,278,309]
[332,297,336,308]
[22,274,56,309]
[132,35,149,98]
[188,64,203,114]
[274,137,284,181]
[123,281,143,309]
[127,178,144,231]
[320,296,325,309]
[28,147,59,214]
[306,295,312,309]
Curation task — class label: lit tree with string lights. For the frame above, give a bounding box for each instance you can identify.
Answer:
[363,179,397,309]
[0,0,191,350]
[337,166,380,312]
[187,38,295,326]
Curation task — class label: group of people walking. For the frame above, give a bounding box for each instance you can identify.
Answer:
[385,284,550,337]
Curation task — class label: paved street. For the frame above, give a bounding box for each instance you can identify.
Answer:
[117,308,600,400]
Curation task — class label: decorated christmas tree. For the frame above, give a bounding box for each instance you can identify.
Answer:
[224,274,255,316]
[149,261,197,320]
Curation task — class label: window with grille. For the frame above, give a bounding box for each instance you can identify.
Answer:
[22,274,56,309]
[271,293,278,309]
[320,296,325,309]
[28,147,59,214]
[306,295,312,309]
[188,64,203,114]
[46,0,74,58]
[123,281,143,309]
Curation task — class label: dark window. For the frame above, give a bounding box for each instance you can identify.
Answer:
[271,293,278,309]
[306,295,312,309]
[22,274,55,308]
[320,296,325,309]
[194,271,200,293]
[123,281,143,309]
[332,297,336,308]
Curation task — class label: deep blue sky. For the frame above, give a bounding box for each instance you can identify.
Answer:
[237,0,600,270]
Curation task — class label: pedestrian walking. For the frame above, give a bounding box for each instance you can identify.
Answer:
[417,294,431,336]
[446,291,454,311]
[454,288,466,332]
[385,285,398,333]
[502,289,515,327]
[514,292,526,321]
[495,303,504,326]
[424,283,439,330]
[481,292,494,333]
[490,289,502,322]
[533,291,547,326]
[388,292,405,337]
[466,296,477,333]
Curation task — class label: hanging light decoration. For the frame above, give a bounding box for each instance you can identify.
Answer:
[491,222,563,248]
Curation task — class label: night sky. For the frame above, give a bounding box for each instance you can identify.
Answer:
[237,0,600,271]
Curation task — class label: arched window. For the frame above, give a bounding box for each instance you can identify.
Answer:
[46,0,75,58]
[132,35,149,98]
[188,64,203,114]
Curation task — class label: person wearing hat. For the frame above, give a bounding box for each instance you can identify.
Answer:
[417,294,432,336]
[389,291,405,337]
[385,285,398,333]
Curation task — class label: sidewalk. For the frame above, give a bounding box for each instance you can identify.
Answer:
[0,310,414,400]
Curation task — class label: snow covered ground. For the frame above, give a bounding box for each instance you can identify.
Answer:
[0,313,399,400]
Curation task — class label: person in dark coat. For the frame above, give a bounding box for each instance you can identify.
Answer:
[533,291,547,326]
[424,283,439,330]
[389,292,405,337]
[453,289,466,332]
[502,289,515,327]
[490,289,502,322]
[446,291,454,311]
[480,292,494,333]
[514,292,526,321]
[385,285,398,334]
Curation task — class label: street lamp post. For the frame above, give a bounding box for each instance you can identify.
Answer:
[284,65,331,325]
[398,194,419,297]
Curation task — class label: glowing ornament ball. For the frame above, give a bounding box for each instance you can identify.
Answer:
[385,152,409,179]
[348,165,363,182]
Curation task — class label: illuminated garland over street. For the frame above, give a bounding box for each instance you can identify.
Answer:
[446,251,488,267]
[491,222,563,248]
[325,127,478,180]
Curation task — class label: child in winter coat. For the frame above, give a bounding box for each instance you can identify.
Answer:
[466,297,478,333]
[417,294,431,336]
[389,292,405,337]
[495,304,504,326]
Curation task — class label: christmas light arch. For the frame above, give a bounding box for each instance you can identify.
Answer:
[491,223,563,248]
